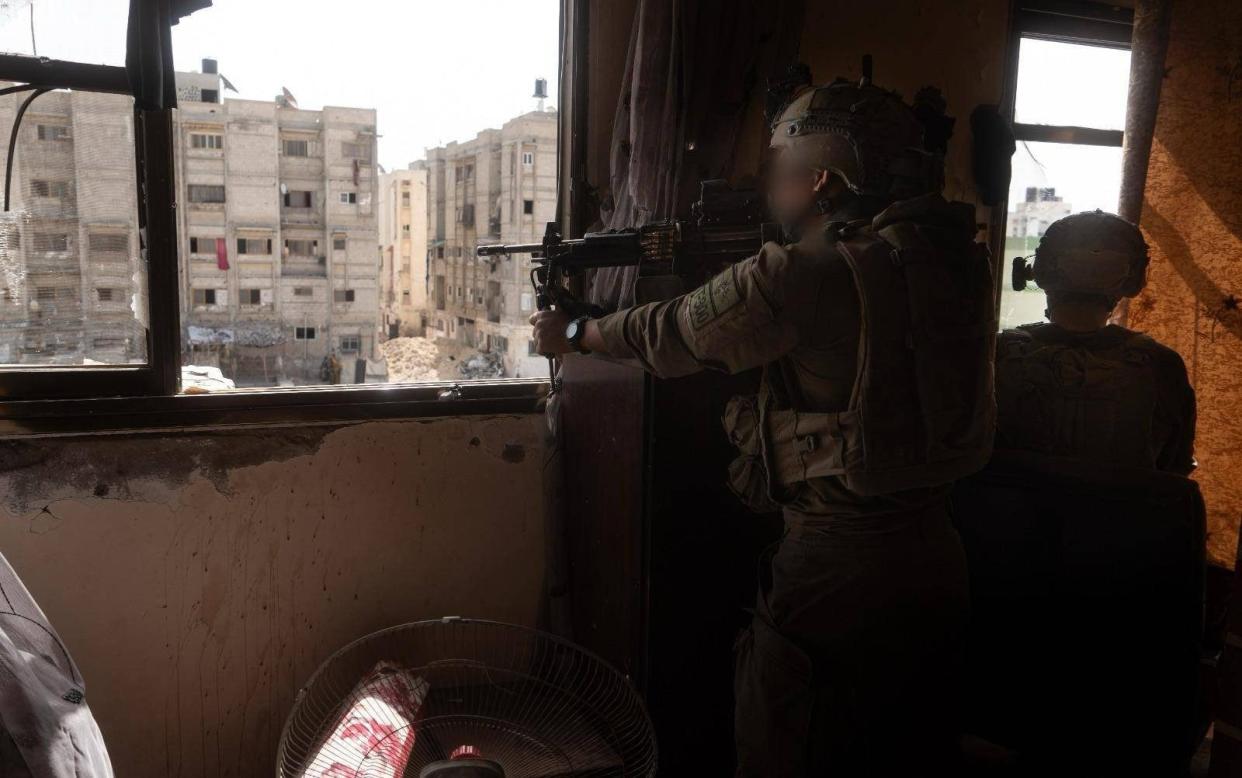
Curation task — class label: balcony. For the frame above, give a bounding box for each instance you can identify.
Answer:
[280,207,321,226]
[282,257,327,278]
[24,197,76,219]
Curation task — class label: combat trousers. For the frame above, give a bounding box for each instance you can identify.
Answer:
[733,502,970,777]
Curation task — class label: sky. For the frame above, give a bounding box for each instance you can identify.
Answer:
[1007,38,1132,214]
[0,0,561,172]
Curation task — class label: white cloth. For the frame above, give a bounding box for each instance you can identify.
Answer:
[0,551,112,778]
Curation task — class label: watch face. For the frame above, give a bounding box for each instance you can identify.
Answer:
[565,320,581,341]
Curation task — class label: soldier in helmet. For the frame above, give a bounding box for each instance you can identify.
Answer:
[1001,211,1195,474]
[533,69,995,775]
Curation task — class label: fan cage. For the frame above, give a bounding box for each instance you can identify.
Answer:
[276,618,657,778]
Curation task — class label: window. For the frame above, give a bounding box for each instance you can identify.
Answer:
[36,124,71,141]
[520,291,533,312]
[522,151,534,167]
[189,184,226,204]
[35,287,57,301]
[96,288,117,302]
[31,180,70,199]
[89,234,129,253]
[285,239,318,256]
[341,141,369,160]
[190,133,223,150]
[36,0,567,400]
[295,326,317,340]
[237,238,272,255]
[283,190,313,208]
[188,236,217,255]
[999,10,1131,330]
[523,199,534,215]
[339,334,361,352]
[33,233,69,253]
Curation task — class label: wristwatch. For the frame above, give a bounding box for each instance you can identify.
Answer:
[564,316,592,354]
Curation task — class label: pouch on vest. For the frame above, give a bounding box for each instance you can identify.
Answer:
[723,394,781,513]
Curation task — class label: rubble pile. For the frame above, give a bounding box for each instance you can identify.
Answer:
[380,337,501,383]
[459,351,505,380]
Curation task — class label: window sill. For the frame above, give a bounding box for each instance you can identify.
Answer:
[0,378,548,438]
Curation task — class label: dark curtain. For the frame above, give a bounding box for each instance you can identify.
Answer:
[588,0,804,310]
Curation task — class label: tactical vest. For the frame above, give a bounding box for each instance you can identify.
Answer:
[994,325,1161,470]
[725,206,996,504]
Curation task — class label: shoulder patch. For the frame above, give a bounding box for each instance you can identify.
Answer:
[688,266,743,331]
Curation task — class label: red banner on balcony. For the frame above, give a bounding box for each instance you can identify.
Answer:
[216,237,229,270]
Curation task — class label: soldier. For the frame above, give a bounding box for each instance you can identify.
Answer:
[533,72,996,775]
[1001,211,1195,475]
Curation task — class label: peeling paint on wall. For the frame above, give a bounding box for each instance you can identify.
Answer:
[0,415,548,777]
[1128,0,1242,567]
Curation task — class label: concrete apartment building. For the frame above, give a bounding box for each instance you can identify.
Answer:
[0,62,379,385]
[0,88,148,365]
[425,109,557,378]
[378,162,429,338]
[1007,186,1073,239]
[177,62,379,386]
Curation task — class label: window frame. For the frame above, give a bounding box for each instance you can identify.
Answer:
[0,0,557,434]
[0,34,180,403]
[994,0,1134,313]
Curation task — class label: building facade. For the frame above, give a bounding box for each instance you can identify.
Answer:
[378,162,429,338]
[0,88,148,366]
[176,65,379,386]
[1007,186,1073,239]
[0,63,379,387]
[425,109,557,378]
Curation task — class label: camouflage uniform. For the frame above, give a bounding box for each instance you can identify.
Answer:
[995,322,1195,475]
[1003,210,1195,475]
[594,193,987,775]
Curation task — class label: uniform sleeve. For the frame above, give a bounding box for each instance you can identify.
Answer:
[592,242,803,379]
[1151,347,1197,476]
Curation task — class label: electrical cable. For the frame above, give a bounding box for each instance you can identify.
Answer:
[4,86,51,212]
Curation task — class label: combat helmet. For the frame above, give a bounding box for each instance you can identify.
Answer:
[1012,210,1149,299]
[766,58,950,200]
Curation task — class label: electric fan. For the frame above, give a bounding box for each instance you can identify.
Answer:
[276,618,657,778]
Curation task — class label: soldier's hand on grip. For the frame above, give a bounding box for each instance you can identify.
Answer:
[530,310,573,356]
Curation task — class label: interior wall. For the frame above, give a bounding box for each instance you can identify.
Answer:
[0,415,548,776]
[1128,0,1242,566]
[792,0,1011,210]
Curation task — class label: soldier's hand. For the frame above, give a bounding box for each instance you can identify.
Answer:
[529,310,573,355]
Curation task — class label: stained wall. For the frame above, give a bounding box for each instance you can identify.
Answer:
[0,415,548,776]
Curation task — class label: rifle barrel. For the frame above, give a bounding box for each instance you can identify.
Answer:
[477,242,546,257]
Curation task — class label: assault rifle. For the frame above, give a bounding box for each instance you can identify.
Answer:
[476,180,782,388]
